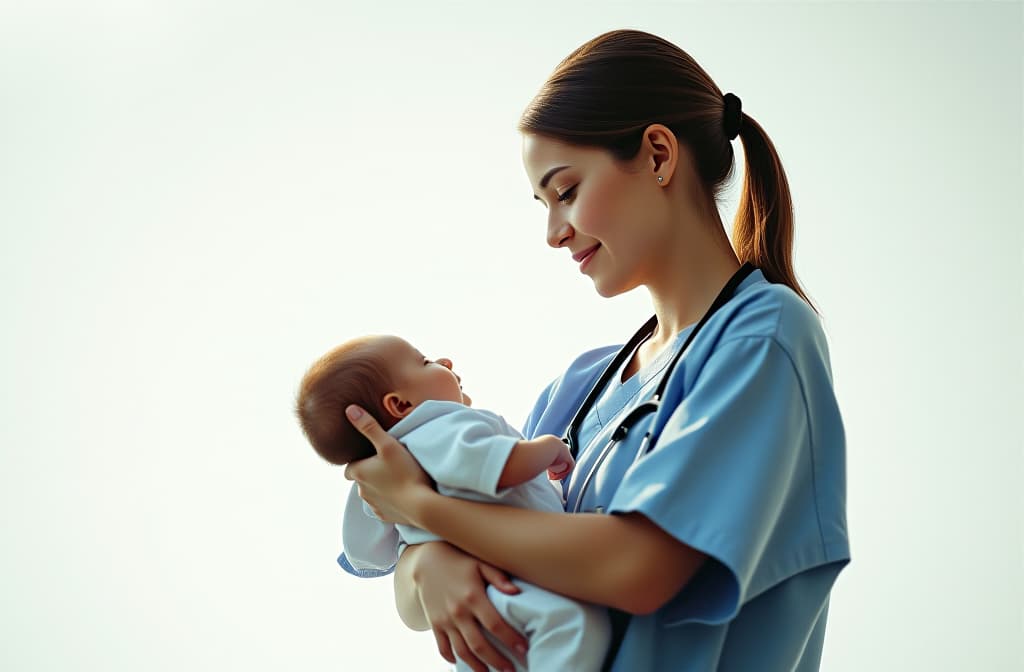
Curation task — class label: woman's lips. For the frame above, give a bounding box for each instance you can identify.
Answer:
[574,244,600,271]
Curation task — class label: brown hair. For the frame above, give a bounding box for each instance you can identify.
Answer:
[295,337,400,466]
[518,29,813,309]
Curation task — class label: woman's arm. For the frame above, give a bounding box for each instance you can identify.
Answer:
[344,405,707,615]
[415,493,706,615]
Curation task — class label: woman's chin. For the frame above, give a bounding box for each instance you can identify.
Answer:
[591,277,629,299]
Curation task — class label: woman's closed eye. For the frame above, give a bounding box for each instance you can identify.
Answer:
[557,184,579,204]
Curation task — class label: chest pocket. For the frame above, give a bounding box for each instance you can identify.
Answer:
[565,400,660,514]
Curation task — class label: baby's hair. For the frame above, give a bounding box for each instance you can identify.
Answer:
[295,337,401,465]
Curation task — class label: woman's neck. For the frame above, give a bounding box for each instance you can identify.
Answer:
[644,227,740,349]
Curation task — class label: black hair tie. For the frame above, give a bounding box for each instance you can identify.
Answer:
[723,92,742,140]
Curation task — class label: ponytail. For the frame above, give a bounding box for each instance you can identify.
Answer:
[733,114,815,311]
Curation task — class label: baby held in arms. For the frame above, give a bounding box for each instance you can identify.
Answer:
[295,334,610,672]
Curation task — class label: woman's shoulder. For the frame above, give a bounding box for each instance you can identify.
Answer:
[563,343,623,375]
[717,276,829,359]
[522,343,620,438]
[539,343,621,405]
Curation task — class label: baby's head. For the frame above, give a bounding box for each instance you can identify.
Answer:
[296,335,471,465]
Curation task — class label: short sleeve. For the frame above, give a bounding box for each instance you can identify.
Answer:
[608,336,835,625]
[405,407,520,496]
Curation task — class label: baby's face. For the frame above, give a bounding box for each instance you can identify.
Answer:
[376,336,471,408]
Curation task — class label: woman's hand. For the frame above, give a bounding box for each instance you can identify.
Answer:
[343,405,432,526]
[405,542,527,672]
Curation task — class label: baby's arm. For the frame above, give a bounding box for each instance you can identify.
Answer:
[496,434,574,488]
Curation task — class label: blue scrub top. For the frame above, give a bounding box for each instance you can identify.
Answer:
[523,269,850,671]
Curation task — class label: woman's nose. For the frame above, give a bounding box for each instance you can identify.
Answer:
[546,215,573,249]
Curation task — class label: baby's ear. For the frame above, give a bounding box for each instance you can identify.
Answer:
[382,392,414,420]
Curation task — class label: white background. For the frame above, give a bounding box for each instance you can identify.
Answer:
[1,1,1021,670]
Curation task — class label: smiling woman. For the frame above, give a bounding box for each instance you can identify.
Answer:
[342,28,849,672]
[524,133,735,302]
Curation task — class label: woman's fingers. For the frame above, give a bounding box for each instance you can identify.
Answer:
[431,628,456,665]
[454,575,525,670]
[449,615,515,672]
[445,629,490,672]
[479,563,521,596]
[472,608,526,669]
[344,405,397,455]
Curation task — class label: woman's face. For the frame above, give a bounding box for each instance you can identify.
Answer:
[521,133,669,298]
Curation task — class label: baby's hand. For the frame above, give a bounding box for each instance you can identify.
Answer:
[547,439,575,480]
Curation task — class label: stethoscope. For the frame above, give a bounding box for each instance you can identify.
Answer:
[562,262,757,513]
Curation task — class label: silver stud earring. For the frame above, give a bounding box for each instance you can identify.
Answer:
[657,175,664,184]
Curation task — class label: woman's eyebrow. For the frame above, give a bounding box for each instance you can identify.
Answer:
[534,165,571,202]
[539,165,570,189]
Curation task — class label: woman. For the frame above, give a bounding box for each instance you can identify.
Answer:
[343,29,849,672]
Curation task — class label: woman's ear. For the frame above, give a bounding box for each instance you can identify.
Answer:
[641,123,679,186]
[382,392,414,420]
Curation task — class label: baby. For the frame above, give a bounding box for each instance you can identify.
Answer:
[295,334,610,672]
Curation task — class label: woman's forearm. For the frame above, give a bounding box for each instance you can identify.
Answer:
[410,490,707,614]
[393,545,430,631]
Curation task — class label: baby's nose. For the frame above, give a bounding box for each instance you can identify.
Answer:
[438,358,461,382]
